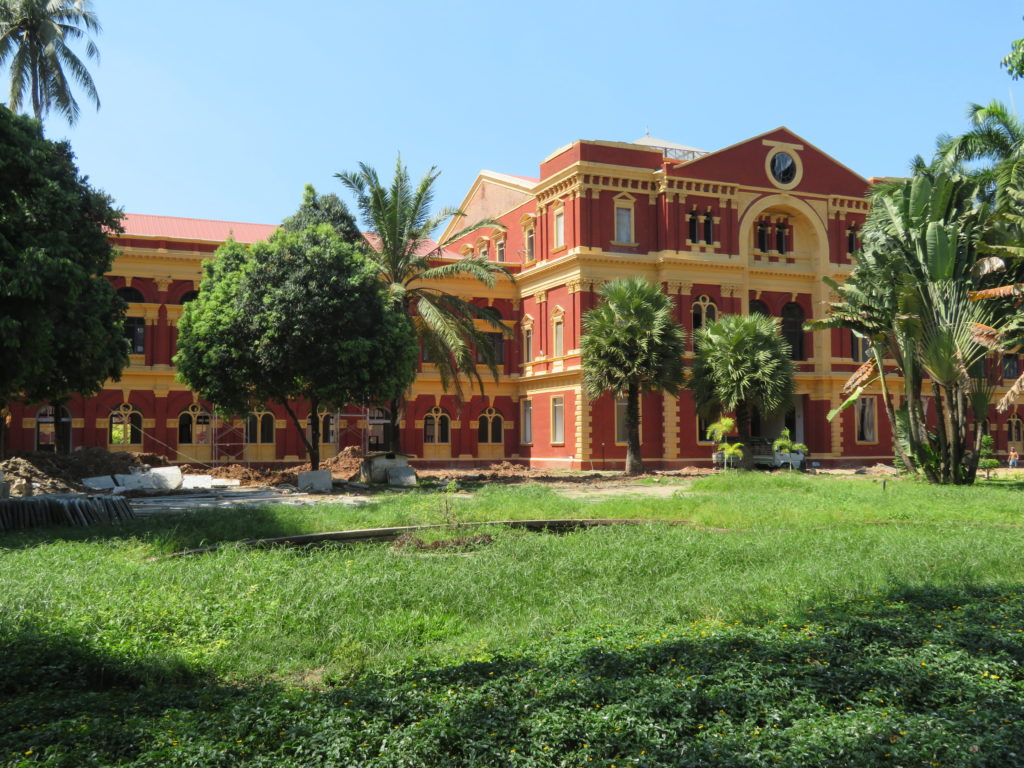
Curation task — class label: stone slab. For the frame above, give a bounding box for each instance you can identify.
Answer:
[181,474,213,489]
[149,466,183,490]
[298,469,332,492]
[113,473,147,490]
[83,475,118,490]
[211,478,241,488]
[387,466,418,487]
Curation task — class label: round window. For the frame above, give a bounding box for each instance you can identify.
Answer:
[770,152,797,184]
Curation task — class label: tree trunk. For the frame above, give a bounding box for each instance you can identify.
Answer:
[625,382,643,476]
[931,380,950,483]
[0,405,7,460]
[387,397,403,454]
[736,402,754,470]
[52,400,70,455]
[282,399,320,472]
[874,354,916,475]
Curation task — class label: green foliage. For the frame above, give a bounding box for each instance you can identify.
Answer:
[0,105,125,435]
[581,278,685,474]
[3,476,1024,765]
[281,183,361,245]
[772,427,809,456]
[1003,36,1024,79]
[719,440,743,469]
[978,434,1000,479]
[691,313,795,465]
[336,156,513,446]
[0,0,101,124]
[175,217,417,469]
[704,417,735,444]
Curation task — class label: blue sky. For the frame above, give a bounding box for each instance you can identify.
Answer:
[35,0,1024,227]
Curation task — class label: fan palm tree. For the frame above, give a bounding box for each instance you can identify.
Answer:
[0,0,101,125]
[336,156,512,452]
[690,313,795,469]
[580,278,685,475]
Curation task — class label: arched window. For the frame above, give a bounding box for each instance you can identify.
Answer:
[306,408,335,444]
[424,407,450,444]
[368,406,390,452]
[1009,415,1023,443]
[178,404,211,445]
[179,290,199,304]
[691,295,717,331]
[781,302,806,360]
[109,404,143,446]
[688,211,700,243]
[36,405,71,453]
[124,317,146,354]
[117,286,145,303]
[478,408,504,444]
[748,299,770,316]
[245,412,275,444]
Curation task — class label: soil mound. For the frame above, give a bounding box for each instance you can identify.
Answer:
[1,447,170,494]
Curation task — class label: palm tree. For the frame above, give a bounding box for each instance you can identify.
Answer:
[690,313,795,469]
[936,100,1024,211]
[580,278,685,475]
[0,0,100,125]
[336,156,512,452]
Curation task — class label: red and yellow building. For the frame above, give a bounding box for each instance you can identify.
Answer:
[9,128,1024,467]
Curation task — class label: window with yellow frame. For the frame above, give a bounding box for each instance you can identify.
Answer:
[551,396,565,445]
[855,396,877,444]
[552,205,565,250]
[551,306,565,357]
[612,194,635,245]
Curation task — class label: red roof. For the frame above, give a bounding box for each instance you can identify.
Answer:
[118,213,277,244]
[362,233,460,259]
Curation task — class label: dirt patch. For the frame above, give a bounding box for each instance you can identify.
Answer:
[0,448,170,495]
[552,481,691,500]
[180,446,366,487]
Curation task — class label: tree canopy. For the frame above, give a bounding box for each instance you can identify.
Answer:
[336,156,512,451]
[691,313,795,468]
[581,278,685,475]
[0,104,125,454]
[175,221,418,470]
[0,0,101,125]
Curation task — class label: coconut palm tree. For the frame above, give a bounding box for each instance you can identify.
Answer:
[936,100,1024,211]
[580,278,685,475]
[690,313,795,469]
[336,156,512,452]
[0,0,101,125]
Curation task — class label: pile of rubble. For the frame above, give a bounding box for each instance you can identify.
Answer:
[0,448,170,496]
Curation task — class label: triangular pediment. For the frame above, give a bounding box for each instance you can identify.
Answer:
[668,127,869,199]
[439,171,536,242]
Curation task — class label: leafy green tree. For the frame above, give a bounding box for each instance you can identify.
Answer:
[978,434,1000,479]
[282,183,361,245]
[1002,35,1024,80]
[580,278,685,475]
[0,0,100,125]
[812,171,1000,484]
[691,313,795,469]
[336,156,512,451]
[0,105,125,456]
[175,223,417,471]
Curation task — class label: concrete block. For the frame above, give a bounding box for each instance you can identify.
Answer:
[181,474,213,489]
[113,473,147,490]
[149,466,183,490]
[387,466,417,487]
[360,453,412,484]
[83,475,117,490]
[298,469,332,492]
[211,478,241,488]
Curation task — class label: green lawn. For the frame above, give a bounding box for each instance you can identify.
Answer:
[2,473,1023,766]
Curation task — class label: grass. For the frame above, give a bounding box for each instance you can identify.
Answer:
[2,473,1024,765]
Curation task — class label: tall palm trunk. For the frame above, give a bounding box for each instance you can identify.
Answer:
[736,402,754,470]
[387,396,403,454]
[625,381,643,475]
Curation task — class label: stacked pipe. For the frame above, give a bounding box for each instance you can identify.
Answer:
[0,496,135,532]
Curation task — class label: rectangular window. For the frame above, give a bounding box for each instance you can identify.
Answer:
[124,317,146,354]
[776,224,787,255]
[553,210,565,248]
[1004,354,1020,380]
[523,328,533,362]
[697,413,713,444]
[522,399,533,444]
[615,397,629,444]
[847,228,858,255]
[496,241,505,262]
[479,244,488,260]
[614,207,632,243]
[757,223,770,253]
[688,213,699,243]
[526,229,535,261]
[551,396,565,444]
[477,332,505,364]
[703,214,714,245]
[851,331,870,363]
[553,321,564,357]
[856,397,877,443]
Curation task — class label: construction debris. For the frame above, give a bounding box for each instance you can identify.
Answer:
[0,494,134,532]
